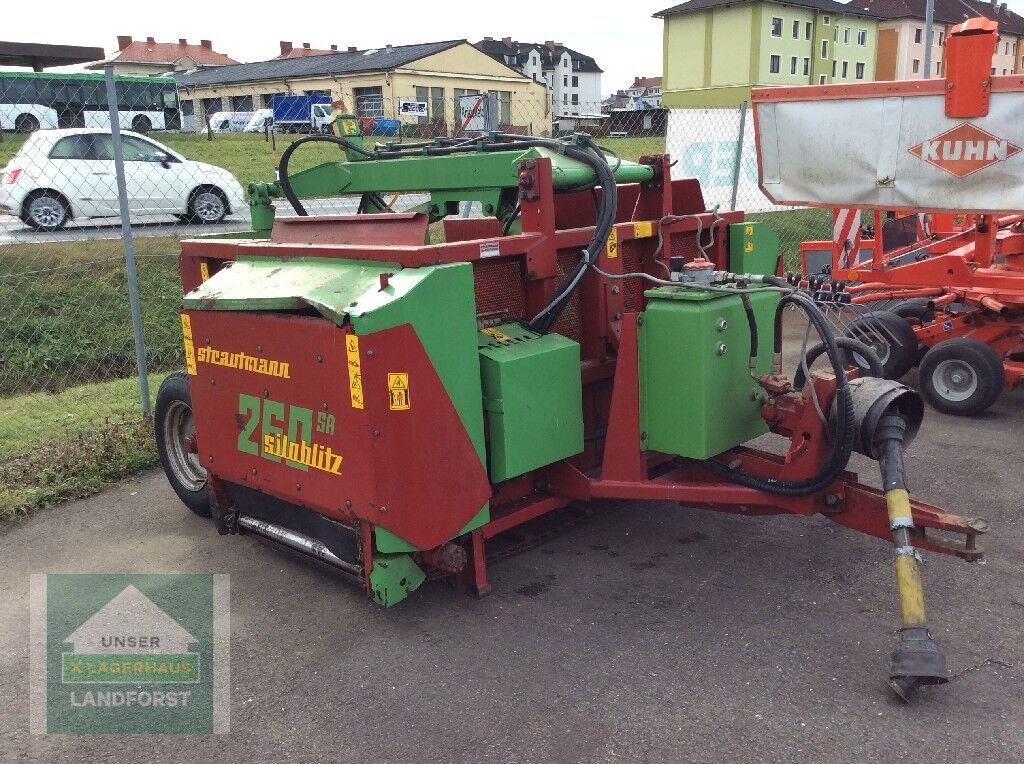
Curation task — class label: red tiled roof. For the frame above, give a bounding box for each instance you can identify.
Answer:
[631,76,663,89]
[87,37,238,69]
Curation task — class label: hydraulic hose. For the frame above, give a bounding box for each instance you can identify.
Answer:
[792,337,883,389]
[707,291,855,496]
[277,134,376,217]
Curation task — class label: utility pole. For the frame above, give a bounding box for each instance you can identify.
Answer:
[923,0,935,79]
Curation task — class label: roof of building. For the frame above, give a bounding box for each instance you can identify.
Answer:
[273,42,346,60]
[176,40,471,88]
[853,0,1024,34]
[655,0,883,20]
[87,36,238,70]
[629,76,663,89]
[0,41,105,69]
[474,38,603,73]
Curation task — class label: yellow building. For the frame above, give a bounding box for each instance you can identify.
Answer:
[176,40,550,134]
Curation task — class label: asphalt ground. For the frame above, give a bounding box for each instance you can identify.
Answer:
[1,320,1023,762]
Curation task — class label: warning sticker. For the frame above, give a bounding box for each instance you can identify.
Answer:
[633,221,653,239]
[606,228,618,259]
[346,335,364,410]
[481,326,513,343]
[387,373,410,411]
[199,262,210,282]
[181,314,197,376]
[744,241,754,253]
[745,224,754,236]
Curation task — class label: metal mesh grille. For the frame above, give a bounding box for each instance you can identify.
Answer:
[473,258,526,323]
[553,250,583,342]
[620,240,646,313]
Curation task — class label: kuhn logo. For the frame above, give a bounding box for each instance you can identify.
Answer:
[909,123,1022,178]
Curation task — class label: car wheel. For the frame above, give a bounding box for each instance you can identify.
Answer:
[23,191,70,231]
[918,338,1004,416]
[155,371,211,517]
[844,310,919,380]
[188,187,228,224]
[132,115,152,134]
[15,113,40,133]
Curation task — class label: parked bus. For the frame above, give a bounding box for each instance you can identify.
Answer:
[0,72,179,134]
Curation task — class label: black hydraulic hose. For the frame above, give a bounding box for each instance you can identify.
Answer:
[277,134,375,216]
[740,293,758,367]
[792,336,883,389]
[707,291,856,496]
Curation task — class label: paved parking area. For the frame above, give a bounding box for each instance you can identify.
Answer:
[1,365,1022,762]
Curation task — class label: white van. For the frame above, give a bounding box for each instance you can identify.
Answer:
[203,112,253,134]
[244,109,275,133]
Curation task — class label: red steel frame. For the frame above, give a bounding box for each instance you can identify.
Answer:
[179,153,985,597]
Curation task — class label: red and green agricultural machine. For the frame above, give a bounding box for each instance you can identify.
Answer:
[761,18,1024,415]
[158,92,989,700]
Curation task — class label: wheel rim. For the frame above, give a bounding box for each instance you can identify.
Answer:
[852,336,891,366]
[163,400,207,491]
[192,191,225,222]
[29,197,64,228]
[931,359,978,402]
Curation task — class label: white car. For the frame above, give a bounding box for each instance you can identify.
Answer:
[0,128,246,231]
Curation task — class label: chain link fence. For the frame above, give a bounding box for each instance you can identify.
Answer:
[0,72,833,515]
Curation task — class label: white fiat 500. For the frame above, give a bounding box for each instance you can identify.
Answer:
[0,128,246,231]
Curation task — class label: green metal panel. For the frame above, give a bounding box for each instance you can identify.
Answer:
[639,287,778,460]
[728,221,780,276]
[349,263,490,553]
[478,324,583,483]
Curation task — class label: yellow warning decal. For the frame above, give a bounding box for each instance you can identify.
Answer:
[745,224,754,236]
[388,373,411,411]
[181,314,197,376]
[633,221,653,239]
[346,335,364,410]
[744,241,754,253]
[199,262,210,282]
[481,327,512,343]
[846,270,860,281]
[606,227,618,258]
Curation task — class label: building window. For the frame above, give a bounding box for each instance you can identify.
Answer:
[843,27,850,44]
[832,60,836,77]
[912,59,920,74]
[1004,68,1009,75]
[571,93,579,105]
[991,67,997,75]
[821,40,828,58]
[532,55,537,64]
[823,14,830,25]
[857,29,867,46]
[563,75,568,86]
[771,17,783,37]
[856,62,865,79]
[1006,42,1011,55]
[834,26,839,42]
[572,75,578,87]
[563,59,568,68]
[819,74,827,84]
[792,19,800,38]
[790,56,798,74]
[803,57,811,75]
[563,93,568,104]
[936,61,942,74]
[914,28,922,44]
[805,21,812,40]
[841,60,848,78]
[769,54,781,73]
[939,32,946,46]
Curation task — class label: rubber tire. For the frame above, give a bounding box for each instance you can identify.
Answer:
[15,113,40,132]
[131,115,152,133]
[918,338,1004,416]
[845,310,919,380]
[22,190,70,232]
[155,371,211,517]
[187,187,228,224]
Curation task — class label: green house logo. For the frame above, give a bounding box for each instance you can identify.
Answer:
[31,574,230,735]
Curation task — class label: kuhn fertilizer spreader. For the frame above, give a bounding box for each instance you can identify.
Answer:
[158,108,987,698]
[755,17,1024,415]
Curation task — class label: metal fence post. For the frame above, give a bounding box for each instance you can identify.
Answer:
[103,64,151,415]
[729,100,748,212]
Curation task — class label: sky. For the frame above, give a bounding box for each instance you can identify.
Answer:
[7,0,1024,95]
[2,0,667,96]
